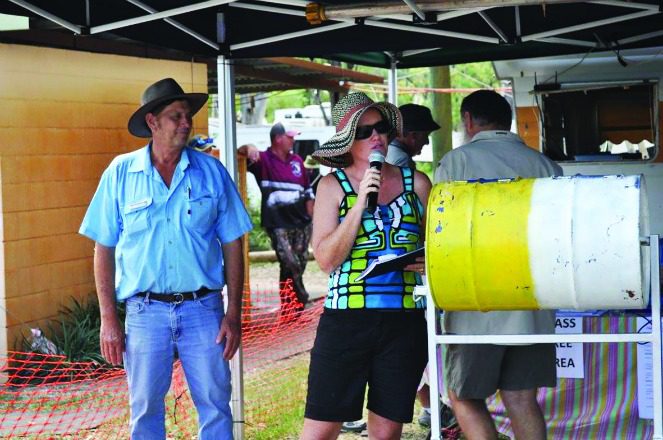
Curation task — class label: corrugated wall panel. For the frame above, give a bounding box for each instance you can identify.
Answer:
[0,43,208,353]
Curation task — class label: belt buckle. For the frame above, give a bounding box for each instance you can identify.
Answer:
[173,293,184,304]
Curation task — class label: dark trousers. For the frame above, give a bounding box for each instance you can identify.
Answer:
[267,224,312,308]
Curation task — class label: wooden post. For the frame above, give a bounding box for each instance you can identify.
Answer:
[430,66,453,168]
[236,152,251,308]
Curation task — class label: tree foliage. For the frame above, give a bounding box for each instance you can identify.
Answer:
[246,61,500,126]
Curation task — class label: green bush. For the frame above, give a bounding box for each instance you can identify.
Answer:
[23,295,125,366]
[248,204,272,252]
[49,296,106,364]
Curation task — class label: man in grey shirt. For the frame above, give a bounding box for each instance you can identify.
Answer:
[434,90,562,440]
[387,103,440,169]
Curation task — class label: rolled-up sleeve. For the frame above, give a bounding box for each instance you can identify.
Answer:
[215,164,253,244]
[79,167,121,247]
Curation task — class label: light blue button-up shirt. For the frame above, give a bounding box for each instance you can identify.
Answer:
[79,145,252,301]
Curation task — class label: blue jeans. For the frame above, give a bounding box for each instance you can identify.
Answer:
[124,292,233,440]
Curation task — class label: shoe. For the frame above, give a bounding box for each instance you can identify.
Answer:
[440,403,456,429]
[418,407,431,427]
[341,420,366,433]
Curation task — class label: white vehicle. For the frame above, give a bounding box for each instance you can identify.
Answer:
[209,119,336,207]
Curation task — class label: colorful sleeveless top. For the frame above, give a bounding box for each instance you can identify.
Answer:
[325,167,424,310]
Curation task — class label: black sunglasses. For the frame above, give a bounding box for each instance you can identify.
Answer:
[354,120,391,140]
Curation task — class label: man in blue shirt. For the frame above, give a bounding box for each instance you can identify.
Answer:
[79,78,252,439]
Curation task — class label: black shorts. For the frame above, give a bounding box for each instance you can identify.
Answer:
[305,309,428,423]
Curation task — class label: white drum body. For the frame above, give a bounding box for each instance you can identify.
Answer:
[426,175,649,311]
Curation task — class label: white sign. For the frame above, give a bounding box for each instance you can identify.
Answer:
[555,316,584,379]
[636,317,654,419]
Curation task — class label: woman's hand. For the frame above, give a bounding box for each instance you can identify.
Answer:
[403,256,426,276]
[355,167,381,209]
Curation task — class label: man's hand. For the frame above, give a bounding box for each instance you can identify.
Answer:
[216,310,241,360]
[237,144,260,162]
[100,314,125,366]
[94,243,123,366]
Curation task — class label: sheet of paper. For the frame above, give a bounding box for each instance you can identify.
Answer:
[636,317,654,419]
[356,247,424,281]
[555,316,584,379]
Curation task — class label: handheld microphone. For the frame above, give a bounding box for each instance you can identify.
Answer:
[367,151,385,212]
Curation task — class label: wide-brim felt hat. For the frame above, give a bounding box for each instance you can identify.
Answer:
[399,103,441,132]
[312,92,401,168]
[128,78,208,138]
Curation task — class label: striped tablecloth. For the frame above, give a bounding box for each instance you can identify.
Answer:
[486,315,653,439]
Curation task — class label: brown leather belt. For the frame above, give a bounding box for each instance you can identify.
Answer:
[135,288,215,304]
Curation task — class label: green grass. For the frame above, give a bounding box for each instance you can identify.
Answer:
[245,353,309,439]
[242,352,433,440]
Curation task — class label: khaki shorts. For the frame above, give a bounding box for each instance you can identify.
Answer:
[445,343,556,400]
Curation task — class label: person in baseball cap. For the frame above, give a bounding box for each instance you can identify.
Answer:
[188,134,216,153]
[237,121,314,313]
[269,122,301,141]
[386,103,441,169]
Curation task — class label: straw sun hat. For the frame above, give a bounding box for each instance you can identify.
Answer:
[312,92,401,168]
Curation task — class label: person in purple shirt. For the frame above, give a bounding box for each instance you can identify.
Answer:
[239,123,315,312]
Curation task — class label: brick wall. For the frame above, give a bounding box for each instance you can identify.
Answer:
[0,43,208,354]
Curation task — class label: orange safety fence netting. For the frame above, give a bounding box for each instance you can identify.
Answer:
[0,282,323,439]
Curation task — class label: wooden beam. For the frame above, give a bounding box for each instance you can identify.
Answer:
[234,63,351,93]
[266,57,384,84]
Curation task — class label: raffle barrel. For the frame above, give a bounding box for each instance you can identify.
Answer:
[426,175,649,311]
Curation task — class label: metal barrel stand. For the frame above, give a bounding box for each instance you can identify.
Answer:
[419,234,662,440]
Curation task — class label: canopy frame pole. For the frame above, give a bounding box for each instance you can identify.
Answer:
[478,10,508,43]
[388,54,398,105]
[402,47,441,57]
[590,0,661,11]
[125,0,220,49]
[230,22,353,51]
[363,18,499,44]
[535,36,596,47]
[217,56,238,182]
[218,53,245,440]
[521,9,659,42]
[8,0,81,33]
[619,30,663,46]
[401,0,426,20]
[91,0,235,34]
[230,2,303,17]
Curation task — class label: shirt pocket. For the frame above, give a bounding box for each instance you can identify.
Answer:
[122,197,152,235]
[186,196,217,231]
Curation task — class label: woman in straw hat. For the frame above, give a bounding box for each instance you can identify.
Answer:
[301,92,432,439]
